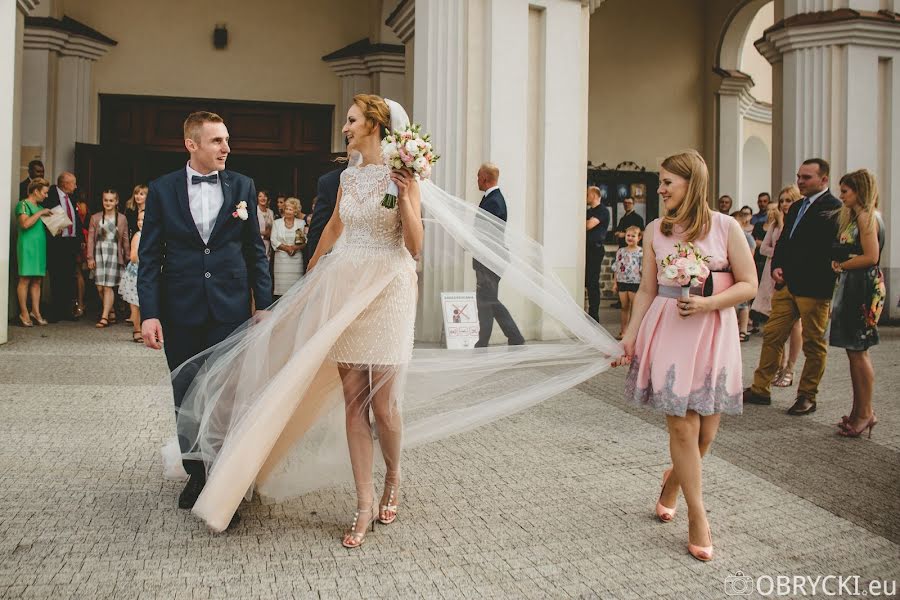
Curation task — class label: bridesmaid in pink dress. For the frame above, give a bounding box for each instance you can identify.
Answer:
[613,150,757,562]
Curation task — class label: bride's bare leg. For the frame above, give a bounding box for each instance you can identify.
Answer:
[338,366,375,547]
[371,369,402,523]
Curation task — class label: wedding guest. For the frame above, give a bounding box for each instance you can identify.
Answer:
[15,178,52,327]
[124,184,148,238]
[474,163,525,346]
[612,225,642,339]
[274,193,287,219]
[717,194,733,214]
[256,189,275,258]
[271,197,306,296]
[750,192,771,226]
[732,210,756,342]
[751,186,803,387]
[585,185,610,322]
[87,189,129,328]
[74,200,91,317]
[119,210,144,343]
[19,159,44,200]
[614,196,645,247]
[615,150,756,562]
[44,172,83,322]
[744,159,841,415]
[830,169,884,438]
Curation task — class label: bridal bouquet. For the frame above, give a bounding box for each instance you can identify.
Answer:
[660,242,710,299]
[381,124,440,208]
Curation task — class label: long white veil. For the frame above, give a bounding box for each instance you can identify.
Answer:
[159,99,621,510]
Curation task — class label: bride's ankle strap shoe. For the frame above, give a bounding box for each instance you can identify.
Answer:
[379,483,399,525]
[342,504,376,548]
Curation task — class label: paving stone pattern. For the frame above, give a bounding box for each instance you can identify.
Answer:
[1,314,898,599]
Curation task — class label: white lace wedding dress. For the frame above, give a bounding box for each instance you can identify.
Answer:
[167,114,620,532]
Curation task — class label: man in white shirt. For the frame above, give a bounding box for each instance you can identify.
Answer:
[138,111,272,525]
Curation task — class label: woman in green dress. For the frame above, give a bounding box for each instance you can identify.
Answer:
[15,178,52,327]
[829,169,885,438]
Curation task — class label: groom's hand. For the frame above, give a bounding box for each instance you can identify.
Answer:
[142,318,164,350]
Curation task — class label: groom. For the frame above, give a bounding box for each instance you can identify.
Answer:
[138,111,272,519]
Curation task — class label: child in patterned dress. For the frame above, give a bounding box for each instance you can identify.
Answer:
[613,225,643,339]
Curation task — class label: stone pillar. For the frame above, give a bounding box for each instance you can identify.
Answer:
[21,17,114,177]
[3,1,40,345]
[758,8,900,318]
[385,0,415,109]
[323,39,406,152]
[409,0,595,342]
[716,70,755,201]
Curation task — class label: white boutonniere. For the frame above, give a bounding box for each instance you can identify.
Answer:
[232,201,248,220]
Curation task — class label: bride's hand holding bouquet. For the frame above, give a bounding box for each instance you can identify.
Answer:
[381,124,439,208]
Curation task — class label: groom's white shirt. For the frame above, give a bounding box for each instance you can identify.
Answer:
[186,162,224,244]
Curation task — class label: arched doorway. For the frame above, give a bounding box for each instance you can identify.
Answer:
[742,136,771,211]
[715,0,774,205]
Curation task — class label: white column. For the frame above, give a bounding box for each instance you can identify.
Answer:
[385,0,415,109]
[22,20,113,176]
[717,71,755,202]
[411,0,593,342]
[758,11,900,317]
[412,0,469,342]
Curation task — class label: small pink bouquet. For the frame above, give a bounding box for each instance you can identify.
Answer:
[660,242,711,299]
[381,124,440,208]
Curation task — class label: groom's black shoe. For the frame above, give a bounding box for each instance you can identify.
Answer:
[743,387,771,406]
[178,474,206,509]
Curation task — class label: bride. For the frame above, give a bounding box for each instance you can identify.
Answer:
[168,94,621,543]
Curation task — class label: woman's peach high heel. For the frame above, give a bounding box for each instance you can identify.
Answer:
[688,525,713,562]
[655,468,676,523]
[838,415,877,438]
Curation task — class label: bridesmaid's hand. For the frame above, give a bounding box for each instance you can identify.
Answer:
[677,294,711,317]
[831,260,843,274]
[612,334,635,367]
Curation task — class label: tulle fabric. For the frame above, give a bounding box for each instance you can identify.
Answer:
[158,178,622,532]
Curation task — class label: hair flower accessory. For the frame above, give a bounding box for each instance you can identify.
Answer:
[232,201,248,220]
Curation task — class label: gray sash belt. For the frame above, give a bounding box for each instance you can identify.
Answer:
[657,271,735,299]
[657,286,699,299]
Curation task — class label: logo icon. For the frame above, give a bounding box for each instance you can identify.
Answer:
[725,571,754,596]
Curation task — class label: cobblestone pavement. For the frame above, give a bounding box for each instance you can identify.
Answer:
[1,311,898,599]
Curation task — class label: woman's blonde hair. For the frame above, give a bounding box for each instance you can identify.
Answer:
[659,150,710,242]
[836,169,879,235]
[284,197,302,215]
[27,177,50,196]
[352,93,391,137]
[774,184,801,230]
[125,184,148,211]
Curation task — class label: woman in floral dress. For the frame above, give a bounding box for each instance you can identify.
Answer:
[829,169,884,438]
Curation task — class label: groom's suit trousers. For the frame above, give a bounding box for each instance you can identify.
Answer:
[165,319,243,476]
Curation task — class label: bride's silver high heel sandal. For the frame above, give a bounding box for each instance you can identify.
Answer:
[342,504,376,548]
[379,480,400,525]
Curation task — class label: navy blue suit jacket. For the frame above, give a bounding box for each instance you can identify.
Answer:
[305,165,345,263]
[771,190,841,299]
[473,188,508,272]
[138,168,273,327]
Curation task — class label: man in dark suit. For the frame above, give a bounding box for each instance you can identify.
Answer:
[43,171,83,322]
[744,158,841,415]
[585,185,611,321]
[473,163,525,347]
[19,160,44,200]
[304,163,345,266]
[139,111,272,520]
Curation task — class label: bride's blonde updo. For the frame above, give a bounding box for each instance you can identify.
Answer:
[352,93,391,138]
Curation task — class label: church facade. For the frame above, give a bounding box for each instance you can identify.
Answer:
[2,0,899,342]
